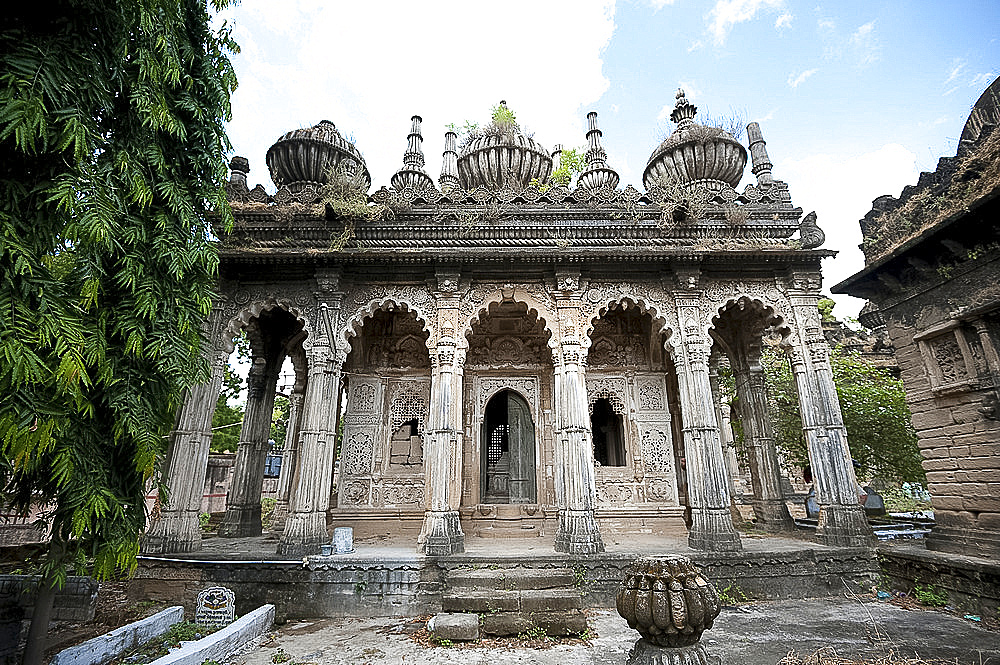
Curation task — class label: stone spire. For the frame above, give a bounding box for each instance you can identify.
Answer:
[439,130,460,193]
[391,115,435,190]
[577,111,620,190]
[670,89,697,129]
[746,121,774,185]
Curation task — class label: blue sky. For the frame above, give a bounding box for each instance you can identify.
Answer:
[217,0,997,319]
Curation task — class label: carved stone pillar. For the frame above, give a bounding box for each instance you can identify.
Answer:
[279,280,344,555]
[143,313,228,553]
[218,352,280,537]
[787,274,874,547]
[707,357,740,498]
[420,272,465,555]
[673,270,741,551]
[552,271,605,554]
[732,358,795,530]
[269,389,305,536]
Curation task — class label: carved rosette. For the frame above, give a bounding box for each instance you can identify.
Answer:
[458,134,553,190]
[616,556,720,649]
[266,120,371,193]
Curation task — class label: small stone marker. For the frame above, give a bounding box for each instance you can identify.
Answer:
[195,586,235,628]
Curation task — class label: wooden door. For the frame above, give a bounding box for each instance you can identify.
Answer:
[506,391,536,503]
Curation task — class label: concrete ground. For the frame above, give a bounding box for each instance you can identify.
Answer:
[231,597,1000,665]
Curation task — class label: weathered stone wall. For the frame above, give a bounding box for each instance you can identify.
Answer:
[880,544,1000,618]
[131,548,877,621]
[877,251,1000,559]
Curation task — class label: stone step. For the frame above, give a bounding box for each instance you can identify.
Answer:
[480,609,587,637]
[474,523,541,539]
[441,589,582,614]
[446,567,576,591]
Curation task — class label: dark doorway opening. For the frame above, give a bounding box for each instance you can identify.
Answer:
[481,390,536,503]
[592,397,626,466]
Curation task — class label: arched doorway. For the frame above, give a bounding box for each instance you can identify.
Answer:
[481,390,536,504]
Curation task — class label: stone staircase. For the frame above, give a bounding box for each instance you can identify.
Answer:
[442,566,587,636]
[472,504,542,539]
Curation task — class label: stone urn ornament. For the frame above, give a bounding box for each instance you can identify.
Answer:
[616,555,721,665]
[457,101,553,189]
[642,89,747,193]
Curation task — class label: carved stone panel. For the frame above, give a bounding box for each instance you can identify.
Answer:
[639,425,675,474]
[587,376,628,415]
[636,376,666,412]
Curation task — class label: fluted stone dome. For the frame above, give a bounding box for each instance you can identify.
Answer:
[266,120,371,193]
[643,90,747,192]
[457,101,553,189]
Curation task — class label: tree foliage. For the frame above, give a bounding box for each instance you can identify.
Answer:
[752,345,924,483]
[0,0,238,588]
[210,335,248,454]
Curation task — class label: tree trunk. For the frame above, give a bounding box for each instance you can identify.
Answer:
[21,571,57,665]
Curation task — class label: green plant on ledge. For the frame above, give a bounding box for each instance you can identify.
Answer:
[913,582,948,607]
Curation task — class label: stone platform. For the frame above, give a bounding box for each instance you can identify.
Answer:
[131,530,879,622]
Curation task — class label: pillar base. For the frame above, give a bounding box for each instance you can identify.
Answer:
[217,503,263,538]
[142,511,202,554]
[627,639,710,665]
[269,499,290,537]
[421,510,465,556]
[816,503,876,548]
[277,511,329,556]
[688,507,742,552]
[555,509,605,554]
[752,498,796,531]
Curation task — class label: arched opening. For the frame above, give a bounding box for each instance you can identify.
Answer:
[591,397,626,466]
[481,390,536,504]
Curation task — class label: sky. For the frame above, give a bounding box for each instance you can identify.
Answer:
[216,0,998,320]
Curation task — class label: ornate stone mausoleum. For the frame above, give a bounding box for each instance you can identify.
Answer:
[143,92,875,557]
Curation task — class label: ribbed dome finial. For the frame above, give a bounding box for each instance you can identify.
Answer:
[670,89,698,128]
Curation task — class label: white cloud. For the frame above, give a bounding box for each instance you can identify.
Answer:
[774,12,792,30]
[849,20,880,66]
[687,39,704,52]
[754,109,776,123]
[648,0,677,8]
[656,104,673,122]
[944,58,967,86]
[971,71,997,89]
[787,68,818,88]
[220,0,617,190]
[778,144,918,316]
[707,0,784,45]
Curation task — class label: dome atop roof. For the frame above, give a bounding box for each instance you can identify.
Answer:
[457,101,553,189]
[960,75,1000,145]
[642,90,747,192]
[266,120,371,193]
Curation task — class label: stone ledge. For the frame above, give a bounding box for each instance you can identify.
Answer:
[146,604,274,665]
[51,606,184,665]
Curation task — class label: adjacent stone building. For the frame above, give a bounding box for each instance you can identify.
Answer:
[834,76,1000,559]
[144,91,874,557]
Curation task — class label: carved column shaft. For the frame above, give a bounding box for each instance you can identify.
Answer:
[707,359,740,497]
[143,346,228,553]
[279,292,344,556]
[674,288,741,552]
[421,285,465,555]
[732,362,794,529]
[552,288,605,555]
[218,354,280,537]
[270,390,305,535]
[788,287,873,547]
